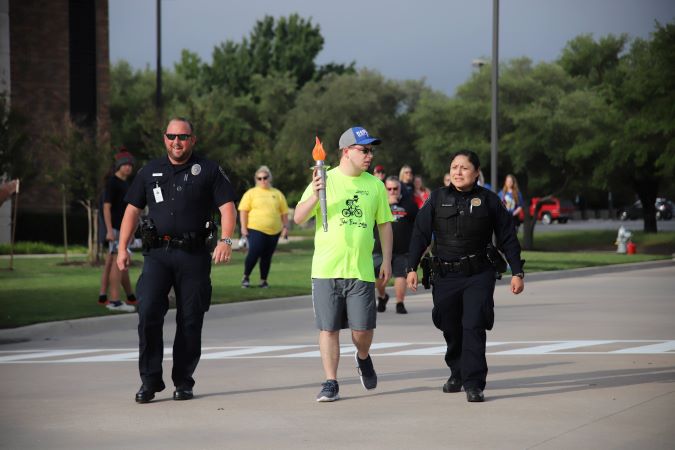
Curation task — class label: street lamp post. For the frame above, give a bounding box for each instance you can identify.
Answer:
[156,0,162,111]
[491,0,499,192]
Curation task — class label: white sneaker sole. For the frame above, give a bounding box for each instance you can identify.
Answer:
[316,394,340,402]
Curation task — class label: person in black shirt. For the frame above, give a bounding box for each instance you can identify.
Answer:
[98,150,137,312]
[117,117,237,403]
[373,176,418,314]
[406,150,524,403]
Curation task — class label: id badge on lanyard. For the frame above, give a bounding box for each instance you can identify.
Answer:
[153,182,164,203]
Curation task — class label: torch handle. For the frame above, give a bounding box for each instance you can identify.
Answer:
[315,161,328,232]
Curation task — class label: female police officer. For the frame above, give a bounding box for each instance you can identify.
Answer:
[406,150,524,402]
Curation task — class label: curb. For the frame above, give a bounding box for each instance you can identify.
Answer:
[1,259,672,343]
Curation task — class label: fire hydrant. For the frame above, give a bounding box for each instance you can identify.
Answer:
[615,226,632,254]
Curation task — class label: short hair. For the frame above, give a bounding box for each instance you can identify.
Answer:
[385,175,400,184]
[167,117,194,133]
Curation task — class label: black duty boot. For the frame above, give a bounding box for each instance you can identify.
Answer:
[442,376,462,393]
[465,388,485,402]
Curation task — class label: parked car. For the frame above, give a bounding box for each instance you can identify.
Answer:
[517,196,575,224]
[618,198,673,221]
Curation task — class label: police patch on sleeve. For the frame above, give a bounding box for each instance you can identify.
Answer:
[191,164,202,176]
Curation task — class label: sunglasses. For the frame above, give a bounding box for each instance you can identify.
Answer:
[257,176,269,181]
[350,146,375,155]
[387,187,399,191]
[165,133,192,141]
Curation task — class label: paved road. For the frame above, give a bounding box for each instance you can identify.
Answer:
[527,218,675,233]
[1,262,674,449]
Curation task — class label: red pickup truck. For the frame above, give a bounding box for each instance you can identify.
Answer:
[517,196,575,224]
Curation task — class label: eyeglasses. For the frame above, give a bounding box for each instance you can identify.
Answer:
[350,146,375,156]
[165,133,192,141]
[386,187,399,191]
[257,176,269,181]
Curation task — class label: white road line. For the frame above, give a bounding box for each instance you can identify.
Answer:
[0,349,101,362]
[491,340,616,355]
[1,341,673,363]
[611,340,675,354]
[202,345,310,359]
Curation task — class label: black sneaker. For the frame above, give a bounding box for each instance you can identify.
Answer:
[377,293,389,312]
[259,280,269,288]
[355,353,377,390]
[241,277,250,288]
[98,294,108,305]
[396,302,408,314]
[316,379,340,402]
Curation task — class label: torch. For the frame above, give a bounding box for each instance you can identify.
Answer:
[312,137,329,232]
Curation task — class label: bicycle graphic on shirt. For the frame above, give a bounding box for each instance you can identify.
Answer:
[341,195,363,218]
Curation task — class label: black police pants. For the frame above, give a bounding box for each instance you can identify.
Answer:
[137,247,212,390]
[431,268,495,390]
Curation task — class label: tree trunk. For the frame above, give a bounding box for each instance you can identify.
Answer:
[634,181,658,233]
[522,203,535,250]
[80,200,96,264]
[61,185,69,263]
[93,207,101,264]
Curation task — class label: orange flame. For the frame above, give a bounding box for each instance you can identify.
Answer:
[312,136,326,161]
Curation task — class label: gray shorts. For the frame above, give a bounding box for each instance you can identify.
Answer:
[312,278,376,331]
[108,229,120,254]
[374,253,408,278]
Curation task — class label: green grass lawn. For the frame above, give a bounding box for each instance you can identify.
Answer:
[1,231,672,329]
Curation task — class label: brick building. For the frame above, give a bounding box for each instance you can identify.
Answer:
[1,0,110,242]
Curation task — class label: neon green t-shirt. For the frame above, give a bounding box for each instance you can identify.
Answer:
[238,186,289,235]
[300,168,393,281]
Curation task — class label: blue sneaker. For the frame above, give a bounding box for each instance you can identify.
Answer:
[355,353,377,390]
[316,380,340,402]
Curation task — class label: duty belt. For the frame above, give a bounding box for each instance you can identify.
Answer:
[150,234,206,251]
[432,254,490,275]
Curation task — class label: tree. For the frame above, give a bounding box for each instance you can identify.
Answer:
[0,96,34,184]
[560,22,675,232]
[48,119,110,264]
[205,14,325,95]
[274,70,428,201]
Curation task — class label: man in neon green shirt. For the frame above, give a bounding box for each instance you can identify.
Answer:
[294,126,393,402]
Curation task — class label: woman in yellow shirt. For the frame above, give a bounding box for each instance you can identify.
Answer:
[238,166,289,288]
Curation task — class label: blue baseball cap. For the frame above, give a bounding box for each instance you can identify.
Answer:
[338,126,382,149]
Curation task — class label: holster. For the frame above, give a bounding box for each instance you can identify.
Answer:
[140,218,158,253]
[486,243,508,279]
[420,255,433,289]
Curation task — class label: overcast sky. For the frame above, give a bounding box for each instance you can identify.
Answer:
[109,0,675,96]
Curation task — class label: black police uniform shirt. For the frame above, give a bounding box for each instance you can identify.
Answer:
[125,153,235,238]
[103,174,131,229]
[408,184,523,274]
[373,194,419,255]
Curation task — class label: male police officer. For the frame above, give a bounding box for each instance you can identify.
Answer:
[406,150,524,402]
[117,117,236,403]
